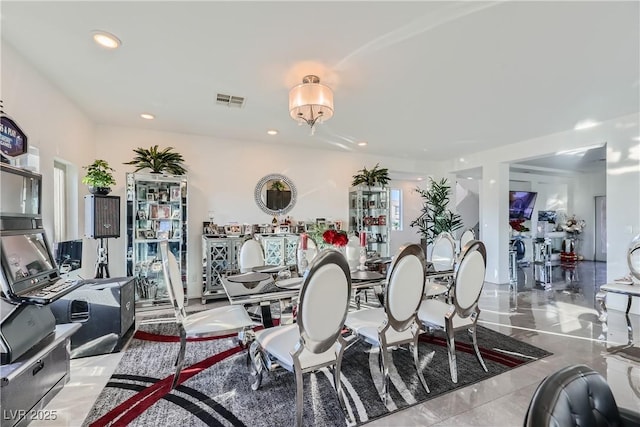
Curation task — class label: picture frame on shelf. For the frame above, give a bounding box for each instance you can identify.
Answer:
[171,208,181,219]
[151,205,171,219]
[137,210,147,220]
[145,230,156,239]
[158,190,169,202]
[137,230,148,239]
[172,229,182,239]
[157,221,172,232]
[147,193,156,201]
[157,231,170,240]
[170,186,181,202]
[203,221,216,235]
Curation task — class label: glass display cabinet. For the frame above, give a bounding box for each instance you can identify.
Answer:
[126,172,187,309]
[348,186,390,258]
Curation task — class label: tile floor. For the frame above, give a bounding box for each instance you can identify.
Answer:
[32,261,639,427]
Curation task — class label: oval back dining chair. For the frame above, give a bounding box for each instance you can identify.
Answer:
[248,249,352,427]
[418,239,488,383]
[431,231,456,272]
[239,238,266,273]
[159,241,256,389]
[344,243,429,402]
[459,228,475,254]
[425,232,457,298]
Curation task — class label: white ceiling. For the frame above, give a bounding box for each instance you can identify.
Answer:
[2,1,638,161]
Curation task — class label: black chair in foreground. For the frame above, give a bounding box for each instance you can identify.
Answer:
[159,241,256,389]
[524,364,640,427]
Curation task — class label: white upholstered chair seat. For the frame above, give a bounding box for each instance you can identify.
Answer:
[424,281,449,298]
[183,305,254,337]
[418,299,474,330]
[346,308,414,345]
[255,324,338,371]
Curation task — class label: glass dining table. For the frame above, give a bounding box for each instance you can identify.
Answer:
[221,269,386,327]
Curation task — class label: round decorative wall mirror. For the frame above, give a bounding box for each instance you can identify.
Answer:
[627,233,640,281]
[254,174,297,216]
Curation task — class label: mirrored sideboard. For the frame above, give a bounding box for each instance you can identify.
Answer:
[256,233,299,267]
[201,235,248,304]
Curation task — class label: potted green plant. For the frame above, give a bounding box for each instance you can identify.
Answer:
[82,159,116,195]
[123,145,187,175]
[351,163,390,187]
[410,177,463,246]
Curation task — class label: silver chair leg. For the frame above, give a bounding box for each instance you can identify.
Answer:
[295,366,304,427]
[248,340,263,391]
[445,326,458,384]
[596,290,608,322]
[379,345,391,403]
[411,333,430,393]
[172,326,187,389]
[470,325,488,372]
[334,338,353,425]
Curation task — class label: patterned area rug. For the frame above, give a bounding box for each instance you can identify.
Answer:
[83,322,551,427]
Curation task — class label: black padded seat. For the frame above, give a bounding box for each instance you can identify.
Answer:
[524,364,640,427]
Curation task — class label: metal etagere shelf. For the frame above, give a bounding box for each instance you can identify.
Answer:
[348,186,390,258]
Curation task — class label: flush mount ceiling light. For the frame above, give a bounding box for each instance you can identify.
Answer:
[140,113,155,120]
[92,30,121,49]
[289,75,333,135]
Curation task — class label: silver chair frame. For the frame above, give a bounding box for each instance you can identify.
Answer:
[248,249,352,426]
[423,239,488,383]
[159,241,253,389]
[348,243,429,402]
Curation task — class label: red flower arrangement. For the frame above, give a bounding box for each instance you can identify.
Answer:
[323,229,349,247]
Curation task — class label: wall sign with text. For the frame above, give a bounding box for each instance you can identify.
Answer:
[0,115,28,158]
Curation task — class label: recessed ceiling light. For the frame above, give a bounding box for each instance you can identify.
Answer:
[467,177,473,180]
[92,31,121,49]
[574,119,600,131]
[140,113,155,120]
[267,129,278,135]
[459,157,465,162]
[357,141,368,147]
[417,177,423,181]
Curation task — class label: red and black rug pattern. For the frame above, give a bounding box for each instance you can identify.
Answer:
[83,322,551,427]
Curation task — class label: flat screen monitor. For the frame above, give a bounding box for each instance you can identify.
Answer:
[0,229,60,296]
[509,191,537,220]
[54,239,83,274]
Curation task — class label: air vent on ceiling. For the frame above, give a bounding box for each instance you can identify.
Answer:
[216,93,245,108]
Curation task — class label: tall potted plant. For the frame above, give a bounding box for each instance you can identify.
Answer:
[410,177,463,246]
[351,163,390,187]
[123,145,187,175]
[82,159,116,195]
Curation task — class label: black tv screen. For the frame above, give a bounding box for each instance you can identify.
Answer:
[509,191,537,220]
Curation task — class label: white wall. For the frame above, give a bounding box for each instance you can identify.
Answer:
[2,43,97,277]
[93,125,434,296]
[572,169,606,260]
[456,178,480,235]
